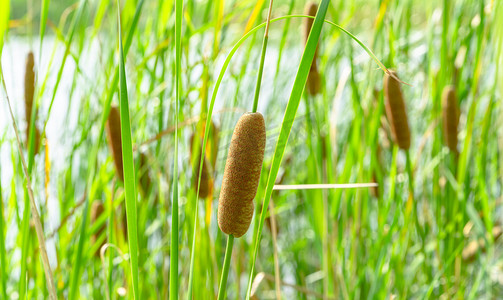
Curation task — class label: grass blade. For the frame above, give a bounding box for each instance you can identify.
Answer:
[116,1,140,298]
[38,0,50,56]
[0,164,7,299]
[170,0,183,298]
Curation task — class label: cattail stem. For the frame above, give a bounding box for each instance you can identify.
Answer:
[252,0,274,113]
[217,235,234,300]
[405,150,430,279]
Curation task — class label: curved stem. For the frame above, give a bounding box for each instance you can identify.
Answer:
[252,0,274,113]
[217,235,235,300]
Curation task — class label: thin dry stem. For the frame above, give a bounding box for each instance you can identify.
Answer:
[1,64,57,300]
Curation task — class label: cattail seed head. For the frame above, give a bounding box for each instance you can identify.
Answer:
[442,85,459,153]
[24,52,41,154]
[218,112,266,237]
[24,52,35,125]
[91,200,106,257]
[138,152,152,195]
[106,106,124,181]
[303,2,318,45]
[190,120,219,199]
[304,2,321,96]
[383,71,411,150]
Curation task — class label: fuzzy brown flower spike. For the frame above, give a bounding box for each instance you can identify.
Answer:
[190,121,219,199]
[442,85,459,153]
[24,52,41,154]
[384,71,411,150]
[218,113,266,238]
[91,200,106,257]
[304,2,321,96]
[106,106,124,181]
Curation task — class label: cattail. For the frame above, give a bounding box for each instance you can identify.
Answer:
[304,2,321,96]
[218,113,266,238]
[383,71,411,150]
[442,85,459,153]
[138,152,152,195]
[191,151,213,199]
[190,120,219,199]
[24,51,41,154]
[106,106,124,181]
[91,200,106,257]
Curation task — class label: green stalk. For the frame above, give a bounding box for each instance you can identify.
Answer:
[170,0,183,298]
[217,235,235,300]
[0,165,7,300]
[252,0,274,113]
[116,1,140,298]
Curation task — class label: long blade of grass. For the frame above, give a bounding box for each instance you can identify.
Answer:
[170,0,183,298]
[116,1,140,298]
[0,164,7,299]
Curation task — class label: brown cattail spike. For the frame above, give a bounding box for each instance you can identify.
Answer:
[190,121,218,199]
[383,71,411,150]
[106,106,124,181]
[218,113,266,238]
[304,2,321,96]
[138,152,152,195]
[24,51,41,154]
[91,200,106,257]
[442,85,459,153]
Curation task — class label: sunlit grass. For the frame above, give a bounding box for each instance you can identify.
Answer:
[0,0,502,298]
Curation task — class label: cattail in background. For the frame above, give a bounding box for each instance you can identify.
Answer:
[138,151,152,196]
[383,71,411,150]
[304,2,321,96]
[91,200,106,257]
[106,106,124,181]
[190,120,219,199]
[218,113,266,238]
[442,86,460,153]
[24,51,41,154]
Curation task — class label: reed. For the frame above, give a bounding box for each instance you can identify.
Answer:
[441,85,459,153]
[383,71,411,150]
[106,106,124,181]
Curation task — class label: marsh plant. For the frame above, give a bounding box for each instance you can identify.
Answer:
[0,0,502,299]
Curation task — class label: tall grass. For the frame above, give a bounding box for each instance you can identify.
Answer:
[0,0,502,298]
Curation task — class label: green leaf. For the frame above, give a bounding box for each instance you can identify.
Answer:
[116,1,140,298]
